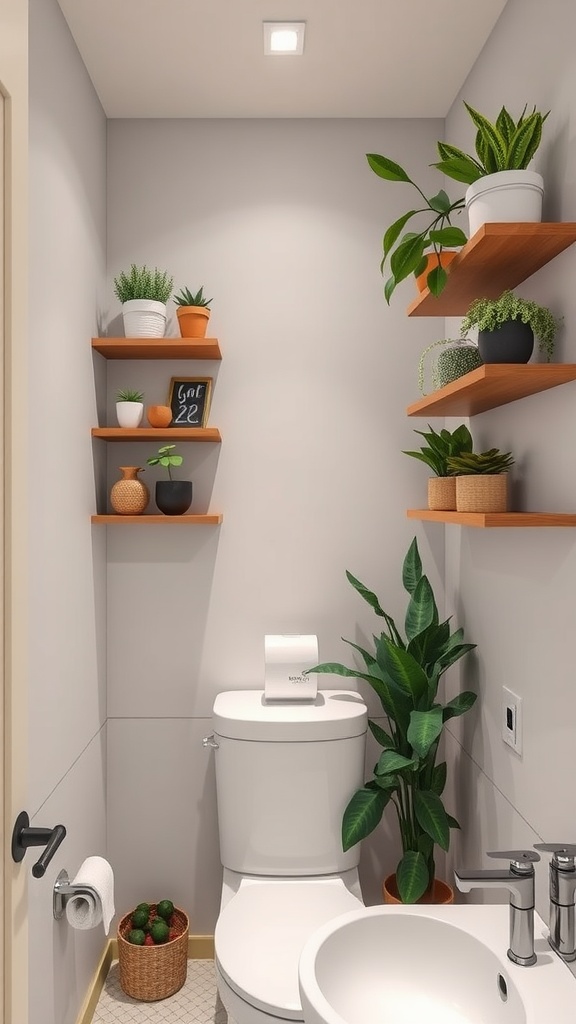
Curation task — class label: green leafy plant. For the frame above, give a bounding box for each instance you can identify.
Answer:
[403,424,473,478]
[308,537,477,903]
[433,103,549,185]
[146,444,183,480]
[447,449,515,475]
[367,154,467,302]
[460,290,560,362]
[173,285,212,308]
[113,264,173,305]
[116,388,144,403]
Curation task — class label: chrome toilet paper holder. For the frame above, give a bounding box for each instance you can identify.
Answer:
[53,868,100,921]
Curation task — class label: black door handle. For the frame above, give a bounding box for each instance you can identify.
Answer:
[12,811,67,878]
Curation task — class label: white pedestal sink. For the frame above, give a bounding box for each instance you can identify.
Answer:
[298,904,576,1024]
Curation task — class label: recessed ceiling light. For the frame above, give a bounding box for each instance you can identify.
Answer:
[263,22,306,56]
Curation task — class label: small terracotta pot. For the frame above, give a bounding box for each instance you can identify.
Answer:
[415,251,457,293]
[383,873,454,905]
[176,305,211,339]
[146,405,173,428]
[428,477,456,511]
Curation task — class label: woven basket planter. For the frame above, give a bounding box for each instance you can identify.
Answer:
[428,477,457,511]
[117,905,189,1001]
[455,474,508,513]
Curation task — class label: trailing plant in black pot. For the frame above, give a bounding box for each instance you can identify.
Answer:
[146,444,192,515]
[460,290,560,363]
[308,537,477,903]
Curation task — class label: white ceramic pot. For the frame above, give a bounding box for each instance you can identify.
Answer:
[116,401,144,428]
[465,170,544,237]
[121,299,167,338]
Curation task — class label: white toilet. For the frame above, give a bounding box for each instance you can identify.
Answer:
[211,689,368,1024]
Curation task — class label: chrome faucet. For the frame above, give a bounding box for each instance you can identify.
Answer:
[454,849,540,967]
[534,843,576,962]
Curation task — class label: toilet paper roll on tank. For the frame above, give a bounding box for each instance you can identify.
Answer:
[264,634,318,701]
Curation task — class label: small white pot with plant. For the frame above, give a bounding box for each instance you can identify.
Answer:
[113,264,174,338]
[434,103,548,236]
[116,388,144,428]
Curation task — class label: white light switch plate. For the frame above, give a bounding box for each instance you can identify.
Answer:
[502,686,522,754]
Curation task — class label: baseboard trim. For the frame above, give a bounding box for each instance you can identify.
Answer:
[75,934,215,1023]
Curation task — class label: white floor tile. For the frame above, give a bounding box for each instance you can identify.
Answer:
[92,959,232,1023]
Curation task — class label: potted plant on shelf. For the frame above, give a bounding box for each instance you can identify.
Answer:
[146,444,192,515]
[117,897,189,1000]
[403,423,473,511]
[447,448,515,513]
[113,264,174,338]
[417,337,483,395]
[460,290,560,364]
[116,388,144,428]
[308,537,477,904]
[433,103,548,236]
[173,285,213,339]
[366,154,467,301]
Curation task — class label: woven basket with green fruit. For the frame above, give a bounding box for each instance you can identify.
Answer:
[117,899,189,1001]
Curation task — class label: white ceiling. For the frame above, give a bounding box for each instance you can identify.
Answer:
[56,0,509,119]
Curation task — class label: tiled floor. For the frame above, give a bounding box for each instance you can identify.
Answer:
[92,960,236,1024]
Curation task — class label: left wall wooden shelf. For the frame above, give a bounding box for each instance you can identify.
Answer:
[92,514,223,525]
[91,337,222,360]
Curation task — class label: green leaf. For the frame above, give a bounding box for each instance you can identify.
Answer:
[431,760,447,796]
[402,449,443,475]
[432,157,483,185]
[342,787,390,850]
[427,226,467,247]
[390,235,426,284]
[345,571,385,615]
[170,455,183,467]
[383,211,419,260]
[414,256,428,277]
[407,707,443,758]
[447,814,461,830]
[376,635,428,704]
[427,189,451,213]
[436,141,484,171]
[402,537,422,594]
[417,833,434,860]
[496,105,516,147]
[308,662,359,678]
[436,643,476,674]
[414,790,450,851]
[343,639,378,671]
[384,275,396,304]
[405,575,437,641]
[443,690,478,721]
[507,113,543,169]
[376,750,418,775]
[396,850,429,903]
[368,719,395,748]
[426,265,448,297]
[464,102,507,169]
[366,153,411,182]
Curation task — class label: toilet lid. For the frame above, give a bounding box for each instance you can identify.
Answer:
[215,879,361,1020]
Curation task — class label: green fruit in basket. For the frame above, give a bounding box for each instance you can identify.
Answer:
[150,919,170,944]
[127,929,146,945]
[136,902,150,915]
[157,899,175,921]
[131,909,149,929]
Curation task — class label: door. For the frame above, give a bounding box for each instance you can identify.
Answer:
[1,1,28,1022]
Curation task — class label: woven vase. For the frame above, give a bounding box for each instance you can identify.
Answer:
[455,474,508,513]
[110,467,150,515]
[428,477,457,511]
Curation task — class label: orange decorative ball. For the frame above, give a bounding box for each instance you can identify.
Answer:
[147,405,172,428]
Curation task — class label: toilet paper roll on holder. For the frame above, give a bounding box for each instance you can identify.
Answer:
[53,868,100,921]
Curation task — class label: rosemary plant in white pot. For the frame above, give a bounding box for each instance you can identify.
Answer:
[114,264,174,338]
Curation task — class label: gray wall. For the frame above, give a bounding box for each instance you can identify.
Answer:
[442,0,576,925]
[104,117,446,923]
[28,0,107,1021]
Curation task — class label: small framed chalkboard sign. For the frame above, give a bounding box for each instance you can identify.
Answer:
[167,377,213,428]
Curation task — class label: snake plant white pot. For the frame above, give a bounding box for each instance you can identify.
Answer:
[121,299,167,338]
[466,170,544,237]
[116,401,144,428]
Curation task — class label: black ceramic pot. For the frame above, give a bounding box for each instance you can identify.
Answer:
[155,480,193,516]
[477,320,534,363]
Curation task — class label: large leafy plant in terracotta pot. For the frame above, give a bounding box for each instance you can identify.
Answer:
[311,537,477,903]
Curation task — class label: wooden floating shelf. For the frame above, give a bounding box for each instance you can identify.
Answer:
[407,364,576,417]
[407,510,576,528]
[91,337,222,360]
[92,427,222,442]
[407,223,576,317]
[91,514,223,525]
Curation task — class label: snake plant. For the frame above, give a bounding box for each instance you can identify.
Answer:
[433,103,549,185]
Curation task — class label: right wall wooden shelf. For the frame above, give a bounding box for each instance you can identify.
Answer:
[407,364,576,417]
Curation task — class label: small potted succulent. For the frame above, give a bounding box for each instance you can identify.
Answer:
[367,154,467,301]
[113,264,174,338]
[433,103,548,235]
[403,423,473,511]
[117,897,189,1000]
[308,537,477,903]
[173,285,213,339]
[447,448,515,513]
[146,444,192,515]
[116,387,144,428]
[460,290,560,364]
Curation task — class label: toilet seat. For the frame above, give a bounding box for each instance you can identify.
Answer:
[215,877,362,1021]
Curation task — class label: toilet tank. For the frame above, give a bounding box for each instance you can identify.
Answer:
[212,690,368,876]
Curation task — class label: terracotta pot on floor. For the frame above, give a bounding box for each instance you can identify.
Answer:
[383,873,454,905]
